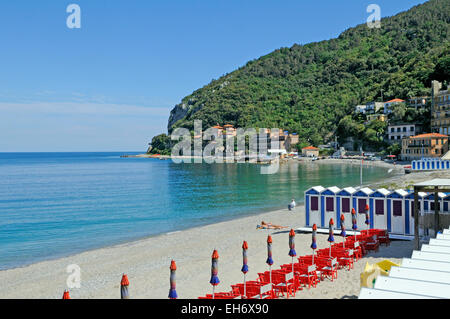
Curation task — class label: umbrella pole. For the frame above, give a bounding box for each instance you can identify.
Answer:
[244,273,246,299]
[312,249,315,265]
[329,242,332,258]
[212,286,215,300]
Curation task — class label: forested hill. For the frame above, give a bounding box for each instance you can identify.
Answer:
[167,0,449,146]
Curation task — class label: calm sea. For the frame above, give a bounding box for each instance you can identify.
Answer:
[0,152,390,270]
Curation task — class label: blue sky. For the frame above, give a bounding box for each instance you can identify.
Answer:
[0,0,427,151]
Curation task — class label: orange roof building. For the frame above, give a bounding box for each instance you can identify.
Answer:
[302,146,320,157]
[401,133,449,161]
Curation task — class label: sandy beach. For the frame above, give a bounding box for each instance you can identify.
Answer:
[0,160,448,299]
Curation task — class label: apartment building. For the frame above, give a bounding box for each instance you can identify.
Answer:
[401,133,449,161]
[431,81,450,135]
[387,124,421,143]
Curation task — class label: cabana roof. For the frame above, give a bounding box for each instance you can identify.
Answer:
[406,191,427,199]
[370,188,391,197]
[337,187,357,196]
[388,189,409,198]
[354,187,374,196]
[305,186,326,195]
[424,192,446,200]
[327,186,341,194]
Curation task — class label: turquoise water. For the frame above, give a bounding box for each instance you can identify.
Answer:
[0,152,390,270]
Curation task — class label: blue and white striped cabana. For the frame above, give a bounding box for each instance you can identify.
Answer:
[369,188,391,231]
[336,187,357,228]
[353,187,374,230]
[423,192,446,214]
[322,186,341,228]
[444,194,450,213]
[387,189,409,235]
[304,186,326,227]
[405,191,427,236]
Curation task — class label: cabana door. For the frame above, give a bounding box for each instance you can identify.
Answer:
[373,199,387,230]
[391,200,405,234]
[324,196,335,227]
[309,195,321,227]
[357,198,367,230]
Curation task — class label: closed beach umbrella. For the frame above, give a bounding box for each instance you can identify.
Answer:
[340,214,346,249]
[328,218,335,258]
[266,235,273,286]
[210,249,220,299]
[364,204,370,231]
[311,224,317,264]
[288,229,296,275]
[120,274,130,299]
[62,290,71,299]
[351,208,357,241]
[168,260,178,299]
[241,241,249,298]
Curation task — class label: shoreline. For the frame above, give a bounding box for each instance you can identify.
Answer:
[0,158,395,272]
[0,160,446,299]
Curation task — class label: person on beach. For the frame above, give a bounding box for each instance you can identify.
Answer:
[288,199,296,211]
[256,221,288,230]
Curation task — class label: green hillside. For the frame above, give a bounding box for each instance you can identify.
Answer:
[166,0,449,148]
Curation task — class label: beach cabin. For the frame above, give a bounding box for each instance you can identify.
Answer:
[387,189,409,235]
[405,191,427,235]
[304,186,326,227]
[336,187,357,228]
[352,187,374,230]
[369,188,391,230]
[444,194,450,214]
[423,192,446,214]
[322,186,341,228]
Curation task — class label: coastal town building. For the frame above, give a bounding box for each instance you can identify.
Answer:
[355,105,368,114]
[384,99,406,114]
[355,102,383,114]
[302,146,319,157]
[431,81,450,135]
[366,101,384,114]
[387,124,422,143]
[401,133,449,161]
[365,113,387,124]
[408,96,430,109]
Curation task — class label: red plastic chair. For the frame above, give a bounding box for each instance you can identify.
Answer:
[271,271,296,298]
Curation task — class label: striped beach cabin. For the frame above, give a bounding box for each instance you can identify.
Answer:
[423,192,446,214]
[369,188,391,231]
[405,191,427,236]
[322,186,341,228]
[353,187,374,230]
[336,187,357,228]
[387,189,409,235]
[304,186,326,227]
[412,158,450,171]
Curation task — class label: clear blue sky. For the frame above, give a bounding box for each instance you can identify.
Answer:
[0,0,427,151]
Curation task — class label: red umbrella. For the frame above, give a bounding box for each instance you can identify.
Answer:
[311,224,317,264]
[266,235,273,286]
[327,218,335,258]
[365,204,370,231]
[340,214,346,249]
[62,290,71,299]
[210,250,220,299]
[288,229,296,275]
[168,260,178,299]
[121,274,130,299]
[241,241,249,298]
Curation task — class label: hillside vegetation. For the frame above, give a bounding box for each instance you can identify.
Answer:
[165,0,449,149]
